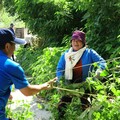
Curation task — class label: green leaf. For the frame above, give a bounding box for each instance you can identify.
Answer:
[100,70,109,77]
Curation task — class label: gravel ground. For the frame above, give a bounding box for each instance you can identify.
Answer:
[9,90,52,120]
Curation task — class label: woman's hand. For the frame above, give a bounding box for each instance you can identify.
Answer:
[9,93,13,100]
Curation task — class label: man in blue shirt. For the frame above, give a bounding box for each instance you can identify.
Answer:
[0,29,56,120]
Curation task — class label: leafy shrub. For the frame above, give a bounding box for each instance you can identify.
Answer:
[6,100,33,120]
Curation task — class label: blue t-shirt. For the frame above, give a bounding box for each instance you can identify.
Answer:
[0,50,29,119]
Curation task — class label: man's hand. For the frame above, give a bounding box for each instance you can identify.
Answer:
[42,77,57,90]
[20,77,57,96]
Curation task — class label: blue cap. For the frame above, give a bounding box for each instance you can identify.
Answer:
[0,28,26,45]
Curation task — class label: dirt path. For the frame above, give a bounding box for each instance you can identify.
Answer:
[9,90,52,120]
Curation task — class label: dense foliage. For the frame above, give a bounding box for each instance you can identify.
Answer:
[3,0,86,46]
[83,0,120,58]
[3,0,120,58]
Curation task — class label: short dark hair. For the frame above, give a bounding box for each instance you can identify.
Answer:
[0,41,13,50]
[10,23,14,27]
